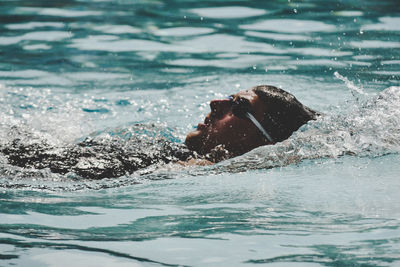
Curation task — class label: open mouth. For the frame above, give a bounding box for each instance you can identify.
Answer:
[196,113,212,131]
[197,123,208,130]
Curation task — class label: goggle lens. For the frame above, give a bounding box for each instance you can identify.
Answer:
[228,95,251,119]
[227,95,274,143]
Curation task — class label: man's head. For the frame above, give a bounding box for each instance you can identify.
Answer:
[185,85,318,156]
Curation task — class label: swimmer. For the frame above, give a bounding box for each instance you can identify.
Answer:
[185,85,318,160]
[1,85,318,179]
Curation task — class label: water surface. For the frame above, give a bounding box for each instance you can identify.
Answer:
[1,0,400,266]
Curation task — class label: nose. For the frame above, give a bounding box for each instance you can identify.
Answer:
[209,99,231,117]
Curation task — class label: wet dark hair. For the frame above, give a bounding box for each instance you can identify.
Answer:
[252,85,319,143]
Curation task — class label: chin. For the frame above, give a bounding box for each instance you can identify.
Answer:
[185,130,205,153]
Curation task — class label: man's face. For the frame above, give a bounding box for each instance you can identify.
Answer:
[185,90,270,156]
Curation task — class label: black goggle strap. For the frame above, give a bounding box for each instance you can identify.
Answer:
[244,112,274,143]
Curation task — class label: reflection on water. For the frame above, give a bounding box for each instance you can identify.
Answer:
[1,0,400,266]
[188,6,267,19]
[240,19,336,33]
[1,0,398,91]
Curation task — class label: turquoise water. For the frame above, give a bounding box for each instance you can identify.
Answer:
[1,0,400,266]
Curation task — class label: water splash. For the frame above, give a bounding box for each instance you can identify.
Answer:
[0,85,93,147]
[334,71,368,101]
[209,86,400,173]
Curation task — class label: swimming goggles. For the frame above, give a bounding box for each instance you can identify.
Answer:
[228,95,275,143]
